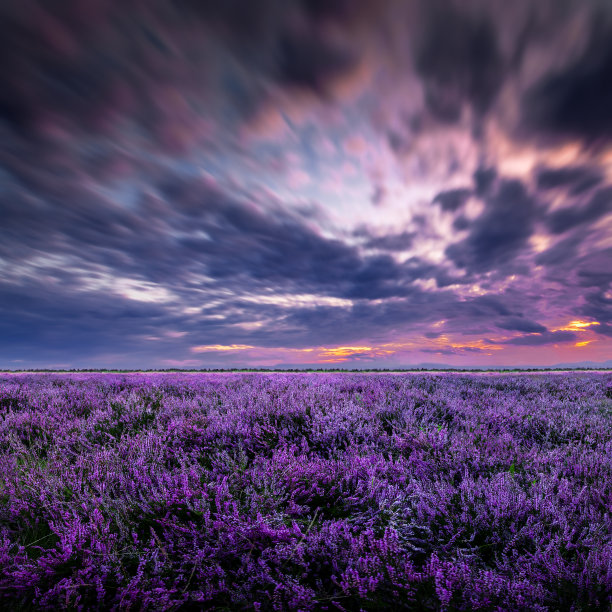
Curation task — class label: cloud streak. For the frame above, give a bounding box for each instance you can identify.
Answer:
[0,0,611,368]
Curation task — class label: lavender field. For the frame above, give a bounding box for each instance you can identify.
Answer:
[0,373,610,611]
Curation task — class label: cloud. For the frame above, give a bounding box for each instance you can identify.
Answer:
[545,187,612,235]
[370,184,386,206]
[522,14,612,142]
[1,0,612,367]
[275,31,356,94]
[362,231,415,252]
[593,324,612,337]
[462,295,513,317]
[536,166,603,195]
[473,167,497,197]
[0,0,382,206]
[0,166,464,363]
[503,331,577,346]
[445,179,536,275]
[535,234,584,268]
[414,3,504,122]
[496,317,547,334]
[433,188,471,212]
[576,249,612,290]
[580,290,612,335]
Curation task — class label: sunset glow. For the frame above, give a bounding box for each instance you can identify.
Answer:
[559,321,602,331]
[1,0,611,369]
[191,345,256,353]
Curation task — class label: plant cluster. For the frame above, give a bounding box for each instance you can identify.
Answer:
[0,373,610,610]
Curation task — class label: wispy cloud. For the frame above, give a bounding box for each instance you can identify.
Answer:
[1,0,612,367]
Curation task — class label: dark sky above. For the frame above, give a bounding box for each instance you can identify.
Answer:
[1,0,611,368]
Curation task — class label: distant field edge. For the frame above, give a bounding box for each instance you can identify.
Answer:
[2,368,612,374]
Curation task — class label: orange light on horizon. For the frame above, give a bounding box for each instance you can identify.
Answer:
[191,344,255,352]
[319,346,374,357]
[557,320,600,331]
[430,336,504,352]
[319,358,350,363]
[315,344,398,362]
[575,341,593,347]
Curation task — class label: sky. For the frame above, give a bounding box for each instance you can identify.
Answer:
[1,0,612,369]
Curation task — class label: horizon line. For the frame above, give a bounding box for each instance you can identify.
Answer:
[2,367,612,373]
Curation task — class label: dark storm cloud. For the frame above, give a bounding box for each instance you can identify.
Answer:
[2,169,433,303]
[0,168,460,362]
[575,248,612,290]
[452,216,470,231]
[282,288,461,346]
[433,188,471,212]
[502,331,577,346]
[594,324,612,338]
[164,183,441,300]
[181,211,358,288]
[496,317,547,334]
[1,0,611,191]
[576,250,612,337]
[523,14,612,143]
[473,167,497,197]
[433,269,471,288]
[0,0,375,187]
[414,2,504,122]
[343,256,438,300]
[0,279,177,364]
[580,290,612,326]
[457,295,513,317]
[361,231,415,251]
[545,187,612,235]
[275,33,356,94]
[399,1,612,150]
[536,166,603,195]
[534,234,583,268]
[445,179,536,275]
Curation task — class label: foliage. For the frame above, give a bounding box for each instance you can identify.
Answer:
[0,372,610,610]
